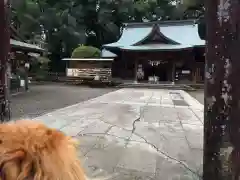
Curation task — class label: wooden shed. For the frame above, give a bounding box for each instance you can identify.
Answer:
[62,58,114,82]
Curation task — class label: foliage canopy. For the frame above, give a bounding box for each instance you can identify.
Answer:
[11,0,204,71]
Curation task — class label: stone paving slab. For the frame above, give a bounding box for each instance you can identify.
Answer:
[33,88,204,180]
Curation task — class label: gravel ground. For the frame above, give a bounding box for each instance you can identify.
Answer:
[10,83,117,120]
[188,90,204,105]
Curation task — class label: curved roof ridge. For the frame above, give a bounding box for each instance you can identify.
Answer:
[133,24,180,45]
[103,25,154,48]
[124,19,197,28]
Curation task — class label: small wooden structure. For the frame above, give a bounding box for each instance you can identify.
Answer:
[9,27,45,92]
[62,58,113,83]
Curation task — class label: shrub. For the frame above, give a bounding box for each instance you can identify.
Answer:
[71,45,101,58]
[30,56,50,73]
[34,56,50,81]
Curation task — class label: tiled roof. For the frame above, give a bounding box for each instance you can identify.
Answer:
[101,49,117,57]
[10,39,45,52]
[103,26,152,48]
[121,44,193,51]
[103,20,205,51]
[159,23,205,46]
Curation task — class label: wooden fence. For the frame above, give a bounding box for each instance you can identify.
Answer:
[29,72,66,82]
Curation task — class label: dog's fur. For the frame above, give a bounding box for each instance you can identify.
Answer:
[0,120,86,180]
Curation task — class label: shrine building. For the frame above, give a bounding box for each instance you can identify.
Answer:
[102,20,205,84]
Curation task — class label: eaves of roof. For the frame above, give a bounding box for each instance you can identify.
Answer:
[120,44,193,51]
[10,39,45,53]
[102,20,206,51]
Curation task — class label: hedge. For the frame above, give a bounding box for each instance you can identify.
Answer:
[71,45,101,58]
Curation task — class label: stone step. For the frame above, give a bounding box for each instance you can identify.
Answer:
[117,83,196,91]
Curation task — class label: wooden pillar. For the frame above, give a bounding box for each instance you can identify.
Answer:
[204,0,240,179]
[194,67,199,83]
[192,52,197,84]
[0,0,10,121]
[121,51,126,79]
[134,53,138,83]
[171,60,175,83]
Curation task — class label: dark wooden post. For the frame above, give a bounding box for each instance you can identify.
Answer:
[171,60,175,84]
[0,0,11,121]
[204,0,240,179]
[122,51,126,79]
[134,54,138,83]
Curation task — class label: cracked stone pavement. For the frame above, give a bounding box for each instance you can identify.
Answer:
[33,88,204,180]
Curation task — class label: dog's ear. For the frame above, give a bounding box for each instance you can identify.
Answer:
[35,130,87,180]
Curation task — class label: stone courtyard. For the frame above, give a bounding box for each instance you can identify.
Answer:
[32,88,203,180]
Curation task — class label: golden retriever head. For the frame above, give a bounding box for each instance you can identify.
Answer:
[0,120,86,180]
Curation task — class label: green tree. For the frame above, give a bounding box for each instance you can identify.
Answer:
[11,0,203,72]
[11,0,86,71]
[174,0,204,19]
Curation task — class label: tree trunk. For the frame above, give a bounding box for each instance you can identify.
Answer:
[204,0,240,179]
[0,0,11,121]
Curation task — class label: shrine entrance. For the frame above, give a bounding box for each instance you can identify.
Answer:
[137,60,170,82]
